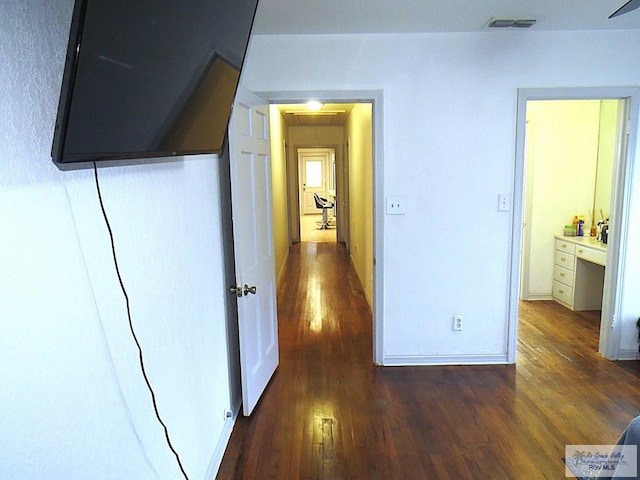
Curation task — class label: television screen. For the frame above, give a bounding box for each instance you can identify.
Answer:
[51,0,258,168]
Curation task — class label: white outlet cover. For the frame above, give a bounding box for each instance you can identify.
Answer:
[386,195,406,215]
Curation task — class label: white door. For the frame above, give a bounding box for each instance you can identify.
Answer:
[299,149,332,215]
[228,88,279,416]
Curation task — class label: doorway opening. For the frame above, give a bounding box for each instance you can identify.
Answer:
[519,98,625,349]
[298,147,337,243]
[509,87,639,362]
[271,100,372,295]
[259,90,384,364]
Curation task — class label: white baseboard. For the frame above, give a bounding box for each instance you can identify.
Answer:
[521,294,554,301]
[276,249,290,287]
[616,348,640,361]
[203,400,241,479]
[383,353,511,366]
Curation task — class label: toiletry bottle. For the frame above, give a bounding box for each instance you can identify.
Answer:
[577,216,584,237]
[601,223,609,244]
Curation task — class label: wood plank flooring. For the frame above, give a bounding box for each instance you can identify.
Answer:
[217,242,640,479]
[300,215,336,243]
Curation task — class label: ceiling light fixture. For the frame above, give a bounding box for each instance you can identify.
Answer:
[285,110,345,116]
[306,100,323,111]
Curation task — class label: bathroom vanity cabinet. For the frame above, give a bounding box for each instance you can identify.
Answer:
[552,235,607,311]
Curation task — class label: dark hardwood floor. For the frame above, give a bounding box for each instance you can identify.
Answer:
[217,242,640,479]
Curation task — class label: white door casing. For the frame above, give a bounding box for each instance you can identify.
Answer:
[252,89,384,365]
[228,87,279,416]
[510,87,640,362]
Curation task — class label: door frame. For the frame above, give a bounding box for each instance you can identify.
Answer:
[258,89,385,365]
[297,147,335,215]
[509,86,640,362]
[519,99,622,302]
[292,144,343,242]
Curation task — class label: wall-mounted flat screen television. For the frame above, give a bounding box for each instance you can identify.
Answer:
[51,0,258,169]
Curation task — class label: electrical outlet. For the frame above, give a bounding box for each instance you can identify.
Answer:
[453,315,463,331]
[386,196,406,215]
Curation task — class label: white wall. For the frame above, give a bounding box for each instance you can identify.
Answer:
[620,149,640,354]
[1,2,233,478]
[288,126,344,148]
[595,100,619,220]
[242,30,640,363]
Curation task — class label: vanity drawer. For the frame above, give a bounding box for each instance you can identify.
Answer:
[555,239,576,255]
[553,264,574,287]
[554,250,575,270]
[553,280,573,305]
[576,246,606,267]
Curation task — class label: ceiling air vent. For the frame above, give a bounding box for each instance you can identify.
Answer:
[487,18,536,29]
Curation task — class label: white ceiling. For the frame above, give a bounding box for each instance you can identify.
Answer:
[252,0,640,35]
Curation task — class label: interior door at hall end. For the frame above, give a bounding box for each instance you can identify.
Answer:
[299,150,331,215]
[228,87,279,416]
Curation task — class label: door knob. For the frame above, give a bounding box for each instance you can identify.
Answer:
[229,285,243,297]
[243,284,257,295]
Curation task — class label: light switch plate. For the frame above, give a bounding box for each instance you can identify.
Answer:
[386,196,405,215]
[498,194,510,212]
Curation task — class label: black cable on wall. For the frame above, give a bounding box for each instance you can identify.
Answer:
[93,162,189,480]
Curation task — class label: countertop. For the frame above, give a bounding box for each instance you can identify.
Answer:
[554,234,607,253]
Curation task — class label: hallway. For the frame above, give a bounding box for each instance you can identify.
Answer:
[217,242,640,479]
[299,214,336,243]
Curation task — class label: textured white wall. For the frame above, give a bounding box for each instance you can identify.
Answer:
[1,2,232,478]
[242,30,640,362]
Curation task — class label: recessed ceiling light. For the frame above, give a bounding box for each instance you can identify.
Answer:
[306,100,323,111]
